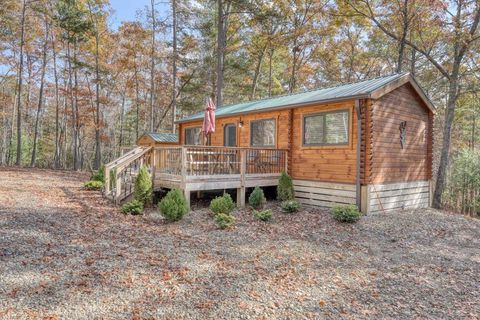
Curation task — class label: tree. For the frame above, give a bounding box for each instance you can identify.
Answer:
[346,0,480,208]
[15,0,27,166]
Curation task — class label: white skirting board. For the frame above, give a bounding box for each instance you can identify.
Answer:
[364,180,431,214]
[293,180,357,208]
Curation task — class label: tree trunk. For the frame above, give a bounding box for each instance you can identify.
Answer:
[149,0,156,131]
[268,48,273,97]
[433,70,460,208]
[94,26,101,169]
[250,45,266,100]
[134,56,140,139]
[52,33,61,168]
[119,89,126,156]
[216,0,225,107]
[31,20,49,167]
[171,0,177,133]
[15,0,27,166]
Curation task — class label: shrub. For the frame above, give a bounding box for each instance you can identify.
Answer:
[158,188,189,221]
[91,165,105,183]
[121,200,144,215]
[254,209,273,221]
[281,200,301,213]
[134,165,152,205]
[277,172,294,201]
[210,193,236,215]
[214,213,235,229]
[249,186,266,209]
[84,180,103,190]
[332,205,362,223]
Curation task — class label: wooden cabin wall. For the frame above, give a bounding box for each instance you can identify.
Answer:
[178,110,291,149]
[178,101,359,184]
[291,100,358,184]
[369,83,433,184]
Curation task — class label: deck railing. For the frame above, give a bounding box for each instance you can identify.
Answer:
[105,145,288,203]
[153,146,288,179]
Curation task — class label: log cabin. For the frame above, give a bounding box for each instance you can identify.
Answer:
[105,73,435,213]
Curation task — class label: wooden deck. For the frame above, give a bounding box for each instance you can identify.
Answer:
[105,146,288,207]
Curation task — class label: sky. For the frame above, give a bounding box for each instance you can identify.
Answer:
[108,0,169,30]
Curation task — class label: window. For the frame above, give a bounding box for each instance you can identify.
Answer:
[224,123,237,147]
[303,110,349,146]
[184,127,202,145]
[250,118,276,147]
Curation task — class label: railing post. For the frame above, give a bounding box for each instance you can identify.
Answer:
[115,172,122,205]
[151,148,157,182]
[104,166,110,196]
[237,149,246,208]
[284,150,288,174]
[181,147,187,188]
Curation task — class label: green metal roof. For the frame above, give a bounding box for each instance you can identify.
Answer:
[143,132,178,143]
[178,73,421,123]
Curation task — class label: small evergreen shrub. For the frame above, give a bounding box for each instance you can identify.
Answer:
[332,205,362,223]
[210,193,235,215]
[134,165,152,205]
[254,209,273,221]
[91,165,105,183]
[214,213,235,229]
[121,200,144,215]
[277,172,294,201]
[281,200,301,213]
[84,180,104,190]
[159,188,189,221]
[249,186,266,209]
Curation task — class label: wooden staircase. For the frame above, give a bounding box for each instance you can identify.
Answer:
[104,146,153,204]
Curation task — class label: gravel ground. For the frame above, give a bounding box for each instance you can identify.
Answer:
[0,167,479,320]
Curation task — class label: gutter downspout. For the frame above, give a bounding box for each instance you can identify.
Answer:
[355,99,362,210]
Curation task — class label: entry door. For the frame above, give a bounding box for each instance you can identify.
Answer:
[224,123,237,147]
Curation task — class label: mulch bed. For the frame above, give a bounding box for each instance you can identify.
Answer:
[0,167,479,319]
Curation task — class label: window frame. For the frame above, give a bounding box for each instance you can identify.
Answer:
[249,118,276,148]
[302,109,351,147]
[223,123,237,147]
[184,126,203,145]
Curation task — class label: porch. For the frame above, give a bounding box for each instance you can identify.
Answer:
[104,146,288,207]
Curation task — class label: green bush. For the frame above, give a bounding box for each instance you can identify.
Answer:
[254,209,273,221]
[158,188,189,221]
[210,193,236,215]
[134,165,152,205]
[214,213,235,229]
[281,200,301,213]
[91,165,105,183]
[249,186,266,209]
[121,200,144,215]
[332,205,362,223]
[277,172,294,201]
[84,180,104,190]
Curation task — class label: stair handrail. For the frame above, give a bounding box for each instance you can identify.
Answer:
[104,146,153,201]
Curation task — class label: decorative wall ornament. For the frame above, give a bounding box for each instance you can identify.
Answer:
[399,121,407,149]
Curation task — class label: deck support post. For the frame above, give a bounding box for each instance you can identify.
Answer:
[237,187,245,208]
[184,188,191,209]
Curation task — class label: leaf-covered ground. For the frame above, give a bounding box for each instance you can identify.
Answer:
[0,167,479,319]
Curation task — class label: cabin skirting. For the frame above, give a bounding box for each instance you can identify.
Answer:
[293,180,357,208]
[361,180,431,214]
